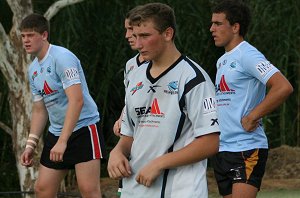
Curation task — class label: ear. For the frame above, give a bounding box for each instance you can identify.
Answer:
[163,27,174,41]
[41,31,48,41]
[232,23,240,34]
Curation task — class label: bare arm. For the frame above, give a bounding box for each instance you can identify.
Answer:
[50,84,83,162]
[21,100,48,166]
[107,135,133,179]
[242,72,293,131]
[136,132,219,187]
[113,107,124,137]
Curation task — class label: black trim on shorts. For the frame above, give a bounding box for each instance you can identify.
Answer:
[212,149,268,196]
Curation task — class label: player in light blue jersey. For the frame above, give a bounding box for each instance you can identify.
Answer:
[108,3,220,198]
[20,13,105,198]
[210,1,293,198]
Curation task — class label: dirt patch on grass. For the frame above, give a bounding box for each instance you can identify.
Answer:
[99,145,300,197]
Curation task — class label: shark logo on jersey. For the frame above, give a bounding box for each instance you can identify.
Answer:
[215,75,235,95]
[230,61,237,69]
[32,71,38,81]
[131,81,144,95]
[256,61,274,76]
[164,81,178,95]
[38,81,58,97]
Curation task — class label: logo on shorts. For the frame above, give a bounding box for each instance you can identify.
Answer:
[230,166,242,181]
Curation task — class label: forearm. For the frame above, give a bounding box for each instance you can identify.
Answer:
[112,135,133,157]
[154,132,219,170]
[58,98,83,143]
[30,102,48,137]
[246,73,293,121]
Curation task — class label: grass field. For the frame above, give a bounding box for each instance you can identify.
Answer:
[209,189,300,198]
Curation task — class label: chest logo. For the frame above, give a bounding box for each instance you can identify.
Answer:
[215,75,235,95]
[38,81,58,97]
[131,81,144,95]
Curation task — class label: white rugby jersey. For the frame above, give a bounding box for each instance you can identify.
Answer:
[28,44,99,136]
[121,55,219,198]
[124,53,147,90]
[215,41,279,152]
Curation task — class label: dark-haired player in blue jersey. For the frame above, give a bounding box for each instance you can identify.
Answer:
[20,13,105,198]
[210,0,293,198]
[108,3,220,198]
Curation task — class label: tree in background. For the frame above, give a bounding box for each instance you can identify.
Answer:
[0,0,85,196]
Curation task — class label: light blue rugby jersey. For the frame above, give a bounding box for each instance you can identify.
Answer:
[215,41,279,152]
[121,55,219,198]
[28,44,99,136]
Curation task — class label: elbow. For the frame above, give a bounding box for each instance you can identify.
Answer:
[208,132,220,156]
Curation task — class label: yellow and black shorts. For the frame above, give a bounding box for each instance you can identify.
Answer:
[211,149,268,196]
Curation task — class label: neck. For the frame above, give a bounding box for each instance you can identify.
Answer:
[37,42,50,61]
[152,44,181,69]
[225,36,244,52]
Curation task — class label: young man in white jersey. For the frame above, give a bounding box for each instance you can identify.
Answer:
[108,3,220,198]
[113,7,146,136]
[20,13,106,198]
[210,1,293,198]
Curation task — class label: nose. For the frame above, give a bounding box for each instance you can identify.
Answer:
[209,24,214,32]
[135,37,142,50]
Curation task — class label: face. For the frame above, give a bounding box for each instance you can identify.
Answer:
[132,20,167,61]
[125,19,137,50]
[210,13,237,51]
[21,29,47,56]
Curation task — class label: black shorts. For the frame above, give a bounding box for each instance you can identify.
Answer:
[211,149,268,196]
[40,123,107,170]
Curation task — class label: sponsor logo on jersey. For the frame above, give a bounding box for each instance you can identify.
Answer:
[46,66,51,74]
[203,97,216,114]
[210,118,219,126]
[32,71,38,81]
[215,75,235,95]
[222,59,227,65]
[126,65,134,75]
[230,61,237,68]
[164,81,178,95]
[64,68,79,80]
[135,98,164,118]
[256,61,274,76]
[148,85,161,93]
[131,81,144,95]
[38,81,58,97]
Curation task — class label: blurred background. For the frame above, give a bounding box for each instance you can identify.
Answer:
[0,0,299,194]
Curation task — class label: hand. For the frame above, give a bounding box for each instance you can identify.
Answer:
[107,149,131,179]
[20,148,34,167]
[241,115,259,132]
[50,141,67,162]
[136,159,162,187]
[113,118,122,137]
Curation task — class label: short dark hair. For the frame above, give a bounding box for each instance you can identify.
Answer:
[212,0,251,37]
[20,13,49,35]
[129,3,176,40]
